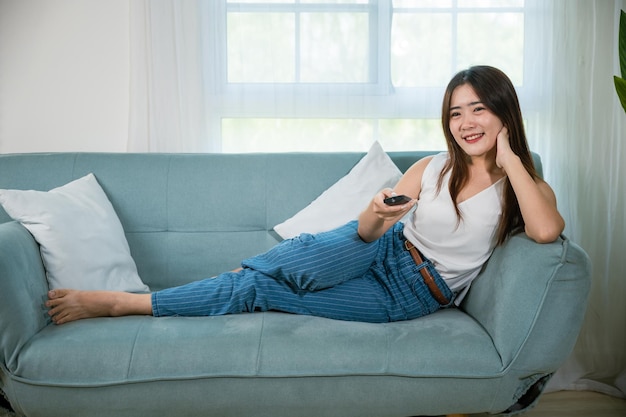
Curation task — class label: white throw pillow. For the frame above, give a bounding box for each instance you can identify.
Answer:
[0,173,149,292]
[274,141,403,239]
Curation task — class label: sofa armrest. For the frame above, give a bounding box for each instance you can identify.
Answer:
[462,233,592,372]
[0,222,50,371]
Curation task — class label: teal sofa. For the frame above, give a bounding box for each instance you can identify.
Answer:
[0,151,591,417]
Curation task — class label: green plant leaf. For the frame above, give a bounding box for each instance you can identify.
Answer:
[615,76,626,114]
[620,10,626,78]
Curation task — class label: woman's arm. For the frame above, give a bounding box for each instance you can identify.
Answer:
[357,157,432,243]
[496,128,565,243]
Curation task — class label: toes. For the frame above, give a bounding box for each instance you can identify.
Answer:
[48,289,70,300]
[50,309,72,325]
[47,305,60,316]
[45,297,63,308]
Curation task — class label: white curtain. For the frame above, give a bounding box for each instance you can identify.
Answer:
[526,0,626,398]
[128,0,209,152]
[128,0,626,398]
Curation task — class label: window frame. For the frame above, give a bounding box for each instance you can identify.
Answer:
[204,0,534,151]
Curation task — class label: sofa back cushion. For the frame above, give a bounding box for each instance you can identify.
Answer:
[0,151,542,291]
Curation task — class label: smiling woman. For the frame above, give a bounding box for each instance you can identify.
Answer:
[0,0,621,407]
[44,66,564,327]
[435,66,564,245]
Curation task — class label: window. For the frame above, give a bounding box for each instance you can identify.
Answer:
[205,0,526,152]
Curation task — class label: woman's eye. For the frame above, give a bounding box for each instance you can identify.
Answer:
[450,112,460,118]
[473,106,485,112]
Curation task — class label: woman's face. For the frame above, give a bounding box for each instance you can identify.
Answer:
[448,84,504,160]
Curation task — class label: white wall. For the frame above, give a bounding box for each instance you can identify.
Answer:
[0,0,130,153]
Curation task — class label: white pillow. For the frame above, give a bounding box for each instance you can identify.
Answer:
[0,173,150,292]
[274,141,403,239]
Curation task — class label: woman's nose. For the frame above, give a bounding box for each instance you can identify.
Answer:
[460,114,475,130]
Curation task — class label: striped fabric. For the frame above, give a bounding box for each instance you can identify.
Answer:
[151,221,453,323]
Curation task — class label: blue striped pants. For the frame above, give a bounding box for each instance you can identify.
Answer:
[151,221,454,323]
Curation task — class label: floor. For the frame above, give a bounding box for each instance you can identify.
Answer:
[0,390,624,416]
[470,391,626,417]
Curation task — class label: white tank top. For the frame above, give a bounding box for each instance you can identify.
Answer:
[403,152,505,303]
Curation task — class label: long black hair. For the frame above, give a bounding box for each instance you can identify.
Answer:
[440,66,539,244]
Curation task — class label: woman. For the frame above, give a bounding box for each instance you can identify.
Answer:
[46,66,564,325]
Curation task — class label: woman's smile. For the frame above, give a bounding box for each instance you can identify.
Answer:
[462,132,484,144]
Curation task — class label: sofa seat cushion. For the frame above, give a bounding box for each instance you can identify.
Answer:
[13,309,502,386]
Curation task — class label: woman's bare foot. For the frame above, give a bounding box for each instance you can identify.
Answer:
[46,289,153,325]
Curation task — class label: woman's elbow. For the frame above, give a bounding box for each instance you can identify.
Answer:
[530,232,560,244]
[526,219,565,244]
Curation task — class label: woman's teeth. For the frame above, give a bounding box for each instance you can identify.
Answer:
[464,133,483,142]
